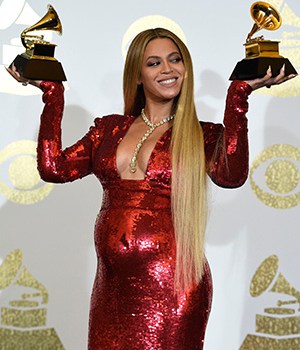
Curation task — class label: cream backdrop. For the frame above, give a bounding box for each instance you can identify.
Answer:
[0,0,299,349]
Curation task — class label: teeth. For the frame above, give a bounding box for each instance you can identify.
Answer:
[159,78,176,85]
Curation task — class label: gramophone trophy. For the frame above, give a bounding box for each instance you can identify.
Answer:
[10,4,66,81]
[230,1,297,80]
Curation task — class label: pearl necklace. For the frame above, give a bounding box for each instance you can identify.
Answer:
[129,109,174,173]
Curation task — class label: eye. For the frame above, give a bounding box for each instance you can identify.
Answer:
[250,144,300,209]
[170,57,182,63]
[147,61,160,67]
[0,140,54,205]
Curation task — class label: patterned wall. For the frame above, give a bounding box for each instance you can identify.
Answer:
[0,0,299,349]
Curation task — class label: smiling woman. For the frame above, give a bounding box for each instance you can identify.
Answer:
[6,26,295,350]
[117,37,185,180]
[139,38,185,105]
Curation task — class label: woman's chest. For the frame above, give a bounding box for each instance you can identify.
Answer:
[92,116,172,186]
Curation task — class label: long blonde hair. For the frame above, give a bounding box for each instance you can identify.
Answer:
[123,28,207,293]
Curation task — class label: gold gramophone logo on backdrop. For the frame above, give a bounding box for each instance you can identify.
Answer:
[0,249,64,349]
[240,255,300,350]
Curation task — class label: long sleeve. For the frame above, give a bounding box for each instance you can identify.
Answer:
[202,80,253,188]
[37,81,104,183]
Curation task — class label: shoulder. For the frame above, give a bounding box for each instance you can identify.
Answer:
[200,120,224,144]
[93,114,135,131]
[86,114,135,143]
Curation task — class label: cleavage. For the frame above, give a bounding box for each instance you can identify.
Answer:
[116,118,172,180]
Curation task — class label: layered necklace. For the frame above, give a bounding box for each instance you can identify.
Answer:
[129,108,174,173]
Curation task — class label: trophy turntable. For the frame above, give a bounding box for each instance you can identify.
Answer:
[10,4,66,81]
[230,1,297,80]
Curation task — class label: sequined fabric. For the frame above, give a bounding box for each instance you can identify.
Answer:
[37,80,252,350]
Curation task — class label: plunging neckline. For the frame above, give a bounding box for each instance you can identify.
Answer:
[114,117,173,181]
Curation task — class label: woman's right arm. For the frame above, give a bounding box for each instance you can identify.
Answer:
[6,66,105,183]
[37,81,104,183]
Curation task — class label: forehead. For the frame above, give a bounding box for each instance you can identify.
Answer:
[143,38,180,57]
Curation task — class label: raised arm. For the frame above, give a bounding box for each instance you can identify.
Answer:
[202,80,252,188]
[37,81,104,183]
[201,65,297,188]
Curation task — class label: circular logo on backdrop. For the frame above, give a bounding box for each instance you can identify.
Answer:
[122,15,187,59]
[0,140,54,205]
[250,144,300,209]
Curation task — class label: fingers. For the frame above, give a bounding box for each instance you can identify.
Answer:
[266,65,273,79]
[244,64,297,91]
[244,66,273,90]
[262,64,297,88]
[5,64,23,82]
[5,65,41,88]
[260,66,272,84]
[271,64,286,85]
[287,73,297,80]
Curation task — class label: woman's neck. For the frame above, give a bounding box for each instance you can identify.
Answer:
[143,100,174,123]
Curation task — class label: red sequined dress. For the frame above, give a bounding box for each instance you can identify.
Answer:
[37,80,252,350]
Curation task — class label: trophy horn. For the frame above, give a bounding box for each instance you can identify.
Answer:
[247,1,282,42]
[21,4,62,49]
[0,249,48,304]
[250,255,300,310]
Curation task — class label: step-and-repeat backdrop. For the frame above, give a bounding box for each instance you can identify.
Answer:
[0,0,299,349]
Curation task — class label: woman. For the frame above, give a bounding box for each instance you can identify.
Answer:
[7,28,294,350]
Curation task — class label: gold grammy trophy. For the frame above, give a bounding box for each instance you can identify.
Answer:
[240,255,300,350]
[0,249,64,349]
[10,4,66,81]
[230,2,297,80]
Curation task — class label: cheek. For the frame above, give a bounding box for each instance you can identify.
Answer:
[140,73,157,90]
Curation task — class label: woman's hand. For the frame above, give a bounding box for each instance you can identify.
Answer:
[5,64,42,88]
[244,65,297,91]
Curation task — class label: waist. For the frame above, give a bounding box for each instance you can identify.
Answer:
[101,181,171,210]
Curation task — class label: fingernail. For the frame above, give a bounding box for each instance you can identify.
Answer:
[282,64,285,72]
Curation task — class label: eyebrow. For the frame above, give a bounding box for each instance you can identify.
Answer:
[145,51,181,61]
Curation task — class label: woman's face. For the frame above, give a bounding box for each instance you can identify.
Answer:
[139,38,185,105]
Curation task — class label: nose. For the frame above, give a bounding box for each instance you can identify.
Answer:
[161,60,173,74]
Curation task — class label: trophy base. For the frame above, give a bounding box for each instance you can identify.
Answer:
[229,57,297,80]
[11,54,67,81]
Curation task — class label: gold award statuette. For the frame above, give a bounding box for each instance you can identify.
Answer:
[10,4,66,81]
[230,1,297,80]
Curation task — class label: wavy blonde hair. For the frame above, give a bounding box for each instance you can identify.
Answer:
[123,28,207,293]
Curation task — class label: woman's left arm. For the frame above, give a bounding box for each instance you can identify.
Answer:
[202,80,252,188]
[203,65,297,188]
